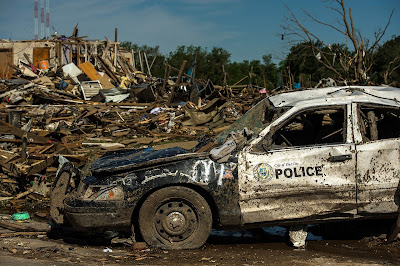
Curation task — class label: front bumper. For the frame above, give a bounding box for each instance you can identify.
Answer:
[64,198,133,232]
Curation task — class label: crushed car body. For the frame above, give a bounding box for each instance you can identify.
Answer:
[50,85,400,249]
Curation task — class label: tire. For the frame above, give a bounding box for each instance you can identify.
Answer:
[138,186,212,250]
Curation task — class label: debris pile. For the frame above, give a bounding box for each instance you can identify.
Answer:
[0,35,266,207]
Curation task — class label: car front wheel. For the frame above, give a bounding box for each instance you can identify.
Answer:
[139,186,212,250]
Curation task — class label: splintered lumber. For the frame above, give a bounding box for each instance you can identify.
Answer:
[64,141,82,149]
[151,133,198,139]
[26,158,55,176]
[14,188,34,199]
[0,121,52,144]
[168,60,187,105]
[0,197,13,201]
[0,231,47,237]
[78,62,114,89]
[82,143,125,149]
[0,138,52,145]
[96,55,120,83]
[0,219,48,232]
[153,141,198,151]
[82,105,109,118]
[182,126,210,132]
[78,62,102,80]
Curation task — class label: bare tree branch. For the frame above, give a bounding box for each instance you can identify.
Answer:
[367,9,395,52]
[327,6,343,17]
[339,0,358,49]
[284,6,344,79]
[304,11,347,35]
[281,0,394,83]
[389,64,400,76]
[349,8,356,44]
[384,56,400,83]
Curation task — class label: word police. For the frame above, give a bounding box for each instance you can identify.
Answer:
[275,166,323,179]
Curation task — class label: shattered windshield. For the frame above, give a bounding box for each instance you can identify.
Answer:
[215,98,289,143]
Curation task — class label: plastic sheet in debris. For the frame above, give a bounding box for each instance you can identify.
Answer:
[62,63,82,77]
[105,94,129,103]
[11,212,30,221]
[100,87,130,103]
[62,63,82,84]
[150,107,166,115]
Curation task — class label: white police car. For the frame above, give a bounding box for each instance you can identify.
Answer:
[51,86,400,249]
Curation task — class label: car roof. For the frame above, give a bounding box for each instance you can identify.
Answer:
[269,86,400,108]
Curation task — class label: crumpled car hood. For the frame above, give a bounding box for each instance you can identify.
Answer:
[90,147,188,176]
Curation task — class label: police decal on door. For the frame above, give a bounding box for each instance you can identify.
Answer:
[255,162,323,181]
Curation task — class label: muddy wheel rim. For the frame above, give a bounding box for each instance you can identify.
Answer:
[155,200,198,242]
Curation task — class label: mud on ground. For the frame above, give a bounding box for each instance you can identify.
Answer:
[1,218,400,265]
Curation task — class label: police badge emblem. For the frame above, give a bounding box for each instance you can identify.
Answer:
[254,163,274,182]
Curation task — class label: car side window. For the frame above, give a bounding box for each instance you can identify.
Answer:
[257,107,346,151]
[358,105,400,142]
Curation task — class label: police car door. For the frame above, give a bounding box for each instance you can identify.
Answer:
[353,103,400,214]
[238,105,357,224]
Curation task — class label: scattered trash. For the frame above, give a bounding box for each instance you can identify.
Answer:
[150,107,165,115]
[103,247,113,253]
[11,212,30,221]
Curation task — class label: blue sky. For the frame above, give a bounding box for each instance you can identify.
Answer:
[0,0,399,63]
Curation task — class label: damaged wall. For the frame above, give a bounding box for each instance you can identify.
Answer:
[0,40,130,79]
[0,41,57,70]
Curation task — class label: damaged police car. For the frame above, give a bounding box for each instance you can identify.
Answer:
[50,86,400,249]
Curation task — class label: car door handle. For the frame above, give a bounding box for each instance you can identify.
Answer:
[328,154,352,162]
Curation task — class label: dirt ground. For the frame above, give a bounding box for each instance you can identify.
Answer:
[1,216,400,265]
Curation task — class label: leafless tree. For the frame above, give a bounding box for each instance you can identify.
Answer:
[282,0,394,84]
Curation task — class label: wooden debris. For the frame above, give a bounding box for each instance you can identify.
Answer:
[0,219,49,233]
[0,30,264,207]
[0,231,47,237]
[14,188,34,199]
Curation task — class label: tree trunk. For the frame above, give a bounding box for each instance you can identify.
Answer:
[356,49,364,82]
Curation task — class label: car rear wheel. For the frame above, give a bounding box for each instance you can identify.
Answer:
[138,186,212,249]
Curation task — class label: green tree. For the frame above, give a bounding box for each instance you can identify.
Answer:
[224,54,278,90]
[373,35,400,85]
[167,45,208,80]
[166,46,230,85]
[225,61,245,85]
[205,47,231,85]
[262,54,279,89]
[120,41,166,77]
[281,41,355,86]
[120,42,279,88]
[281,41,322,84]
